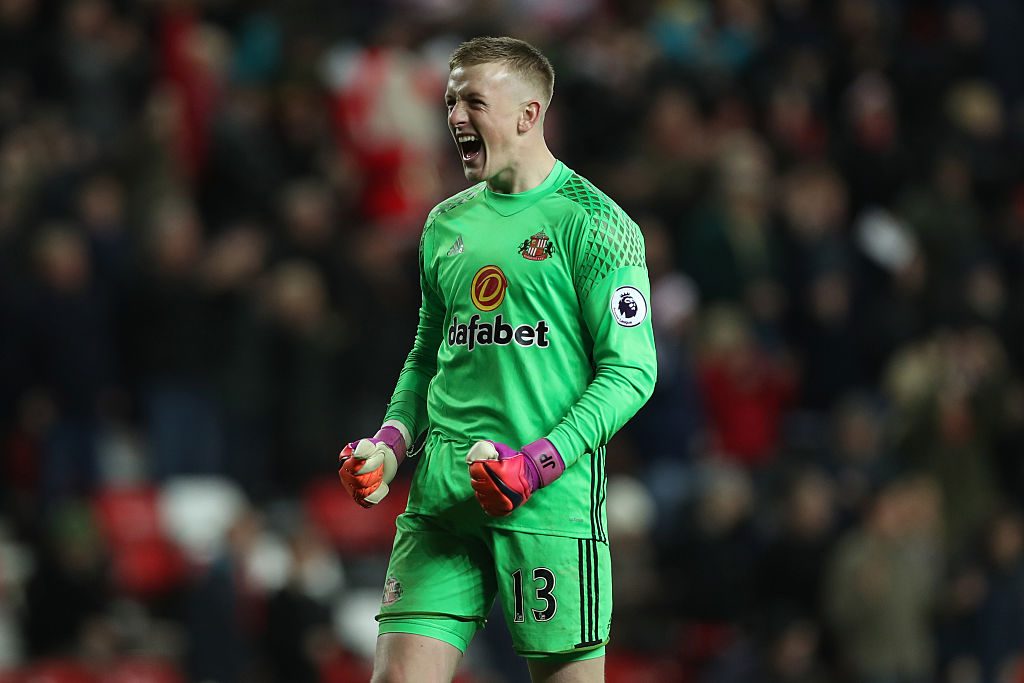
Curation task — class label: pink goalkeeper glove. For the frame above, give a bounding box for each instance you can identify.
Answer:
[338,426,407,508]
[466,439,565,516]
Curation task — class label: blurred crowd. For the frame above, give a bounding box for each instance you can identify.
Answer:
[2,0,1024,681]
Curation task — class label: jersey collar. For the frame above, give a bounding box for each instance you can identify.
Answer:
[482,160,570,216]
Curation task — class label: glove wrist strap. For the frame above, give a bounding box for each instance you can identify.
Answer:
[520,439,565,489]
[374,425,407,465]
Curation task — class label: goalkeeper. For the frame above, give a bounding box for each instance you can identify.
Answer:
[338,36,656,683]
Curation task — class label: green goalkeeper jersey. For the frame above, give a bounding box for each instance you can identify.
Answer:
[383,160,657,539]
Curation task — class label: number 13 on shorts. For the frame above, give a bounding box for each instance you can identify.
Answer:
[511,567,557,622]
[495,533,612,656]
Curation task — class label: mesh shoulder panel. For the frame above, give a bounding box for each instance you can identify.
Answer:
[556,173,646,301]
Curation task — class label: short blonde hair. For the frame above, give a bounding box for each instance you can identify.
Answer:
[449,36,555,106]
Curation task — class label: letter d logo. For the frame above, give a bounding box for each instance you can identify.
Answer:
[471,265,508,312]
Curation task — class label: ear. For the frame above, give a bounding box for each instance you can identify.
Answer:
[517,100,543,134]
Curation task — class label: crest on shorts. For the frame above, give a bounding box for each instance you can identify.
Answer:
[382,576,403,606]
[518,231,555,261]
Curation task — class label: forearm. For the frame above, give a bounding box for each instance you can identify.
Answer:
[547,362,656,467]
[381,223,443,444]
[383,389,427,446]
[382,313,441,442]
[547,265,657,467]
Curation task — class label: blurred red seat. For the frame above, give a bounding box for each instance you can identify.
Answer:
[605,650,686,683]
[92,487,164,546]
[99,658,185,683]
[108,537,187,598]
[18,660,96,683]
[317,648,373,683]
[91,486,187,598]
[304,476,408,555]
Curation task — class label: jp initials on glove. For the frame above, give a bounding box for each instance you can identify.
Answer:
[466,439,565,516]
[338,425,407,508]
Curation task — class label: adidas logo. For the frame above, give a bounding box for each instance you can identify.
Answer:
[447,235,465,256]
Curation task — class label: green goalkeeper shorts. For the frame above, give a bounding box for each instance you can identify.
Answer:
[376,512,611,658]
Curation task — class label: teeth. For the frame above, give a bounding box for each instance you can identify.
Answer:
[457,135,478,143]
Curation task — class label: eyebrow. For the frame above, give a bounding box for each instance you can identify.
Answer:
[445,90,487,100]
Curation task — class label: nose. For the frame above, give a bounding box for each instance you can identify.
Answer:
[448,101,468,128]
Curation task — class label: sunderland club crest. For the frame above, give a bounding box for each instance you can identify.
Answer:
[519,231,555,261]
[382,576,403,606]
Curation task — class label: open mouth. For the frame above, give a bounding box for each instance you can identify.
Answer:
[457,134,483,162]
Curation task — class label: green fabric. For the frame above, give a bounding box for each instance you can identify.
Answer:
[384,160,657,538]
[378,512,612,656]
[555,174,647,302]
[519,645,606,661]
[377,617,477,654]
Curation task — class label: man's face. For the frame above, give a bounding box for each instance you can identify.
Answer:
[445,62,530,186]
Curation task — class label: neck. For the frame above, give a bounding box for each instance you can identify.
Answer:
[487,146,557,194]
